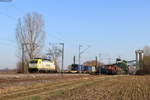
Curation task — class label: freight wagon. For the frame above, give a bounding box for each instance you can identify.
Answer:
[70,64,84,73]
[70,64,96,73]
[95,59,129,75]
[95,64,125,75]
[116,59,129,74]
[104,64,118,75]
[29,58,57,73]
[84,66,96,73]
[95,66,107,74]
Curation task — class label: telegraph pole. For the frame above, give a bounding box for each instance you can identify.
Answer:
[78,44,82,73]
[96,56,98,67]
[22,43,25,73]
[60,43,64,76]
[99,54,101,64]
[108,58,112,64]
[73,56,76,64]
[78,44,82,65]
[78,44,91,73]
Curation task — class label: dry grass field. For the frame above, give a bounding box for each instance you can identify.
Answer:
[0,74,150,100]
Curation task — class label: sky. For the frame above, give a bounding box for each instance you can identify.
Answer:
[0,0,150,69]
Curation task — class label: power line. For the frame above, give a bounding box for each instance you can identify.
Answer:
[0,37,16,42]
[10,4,25,14]
[78,44,91,64]
[47,33,65,42]
[0,2,17,20]
[0,11,16,20]
[55,32,65,40]
[0,37,16,46]
[0,41,16,47]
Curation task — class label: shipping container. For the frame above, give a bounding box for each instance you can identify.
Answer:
[84,66,96,73]
[71,64,84,73]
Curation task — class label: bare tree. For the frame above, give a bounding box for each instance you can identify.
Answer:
[47,43,62,72]
[16,12,45,73]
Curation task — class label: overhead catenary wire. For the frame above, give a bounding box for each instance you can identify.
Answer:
[78,44,91,66]
[0,3,66,44]
[0,42,17,49]
[46,32,65,42]
[0,11,17,47]
[0,11,17,20]
[0,0,19,70]
[10,4,25,14]
[0,35,17,46]
[0,2,18,45]
[55,32,65,40]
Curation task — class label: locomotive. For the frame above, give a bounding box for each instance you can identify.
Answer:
[29,58,57,73]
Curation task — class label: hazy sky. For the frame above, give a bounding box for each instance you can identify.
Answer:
[0,0,150,69]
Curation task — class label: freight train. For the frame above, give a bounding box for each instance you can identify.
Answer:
[70,64,96,73]
[28,58,57,73]
[95,59,129,75]
[70,58,129,75]
[96,64,126,75]
[28,57,133,75]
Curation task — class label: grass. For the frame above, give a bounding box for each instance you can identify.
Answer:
[47,76,150,100]
[21,77,102,100]
[2,75,150,100]
[21,96,41,100]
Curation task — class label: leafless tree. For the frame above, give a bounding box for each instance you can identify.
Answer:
[47,43,62,72]
[16,12,45,73]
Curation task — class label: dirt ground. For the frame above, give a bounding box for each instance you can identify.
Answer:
[0,74,150,100]
[51,75,150,100]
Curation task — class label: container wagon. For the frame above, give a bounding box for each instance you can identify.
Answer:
[84,66,96,73]
[70,64,84,73]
